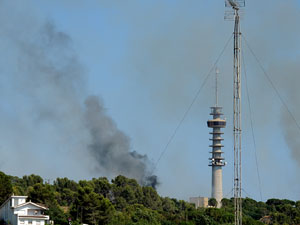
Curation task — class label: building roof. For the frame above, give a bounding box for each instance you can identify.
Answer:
[13,202,48,210]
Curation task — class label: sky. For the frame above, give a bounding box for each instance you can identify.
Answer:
[0,0,300,202]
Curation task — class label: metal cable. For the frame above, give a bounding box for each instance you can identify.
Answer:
[241,188,253,199]
[152,34,234,172]
[241,49,263,201]
[224,188,234,198]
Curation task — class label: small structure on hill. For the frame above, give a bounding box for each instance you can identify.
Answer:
[189,197,209,209]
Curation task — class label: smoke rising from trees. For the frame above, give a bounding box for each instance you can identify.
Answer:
[84,96,157,187]
[0,0,300,199]
[0,1,157,188]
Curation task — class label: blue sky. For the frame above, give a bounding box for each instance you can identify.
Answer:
[0,0,300,202]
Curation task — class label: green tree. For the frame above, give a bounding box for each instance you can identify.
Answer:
[6,172,300,225]
[54,177,79,192]
[70,186,115,224]
[10,176,26,195]
[89,195,115,224]
[161,197,176,214]
[111,175,143,209]
[23,174,43,187]
[142,186,162,210]
[208,198,217,207]
[0,171,13,205]
[187,209,213,225]
[296,200,300,209]
[47,205,68,225]
[53,177,79,206]
[221,198,233,208]
[56,187,76,206]
[242,198,267,220]
[91,177,111,198]
[242,215,264,225]
[125,204,161,225]
[108,211,130,225]
[27,183,56,207]
[270,212,291,225]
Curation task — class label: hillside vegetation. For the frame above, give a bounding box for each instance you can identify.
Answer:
[0,171,299,225]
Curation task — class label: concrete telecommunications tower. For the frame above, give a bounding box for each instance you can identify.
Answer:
[207,68,226,208]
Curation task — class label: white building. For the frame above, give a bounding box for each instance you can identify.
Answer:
[0,196,50,225]
[189,197,209,209]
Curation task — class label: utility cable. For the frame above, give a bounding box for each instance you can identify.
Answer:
[224,188,234,198]
[242,35,300,132]
[241,188,253,199]
[242,49,263,201]
[152,34,234,172]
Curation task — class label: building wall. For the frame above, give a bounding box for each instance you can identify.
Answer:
[0,197,15,223]
[12,214,18,225]
[12,197,27,207]
[19,219,45,225]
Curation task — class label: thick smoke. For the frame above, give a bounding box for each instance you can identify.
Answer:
[275,61,300,167]
[1,0,300,200]
[281,111,300,167]
[84,96,158,187]
[2,16,157,186]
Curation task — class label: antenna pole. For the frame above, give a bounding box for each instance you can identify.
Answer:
[224,1,244,223]
[233,7,242,225]
[215,68,219,106]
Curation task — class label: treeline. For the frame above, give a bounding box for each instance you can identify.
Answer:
[0,171,300,225]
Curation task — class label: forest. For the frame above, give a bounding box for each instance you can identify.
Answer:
[0,171,299,225]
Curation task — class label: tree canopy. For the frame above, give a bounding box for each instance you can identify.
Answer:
[0,171,12,205]
[0,171,299,225]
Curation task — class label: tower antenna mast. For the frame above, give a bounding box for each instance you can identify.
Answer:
[225,0,245,224]
[215,68,219,106]
[207,67,226,208]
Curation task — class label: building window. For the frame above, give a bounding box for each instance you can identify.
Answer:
[28,220,32,225]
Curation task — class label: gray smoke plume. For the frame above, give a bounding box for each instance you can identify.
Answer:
[2,0,299,200]
[249,1,300,168]
[275,60,300,167]
[84,96,158,187]
[281,112,300,167]
[1,14,157,187]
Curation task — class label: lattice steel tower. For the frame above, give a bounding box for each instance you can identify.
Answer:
[207,68,226,208]
[225,0,245,224]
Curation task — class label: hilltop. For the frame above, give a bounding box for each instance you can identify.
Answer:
[0,171,299,225]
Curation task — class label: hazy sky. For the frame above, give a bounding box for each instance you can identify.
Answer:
[0,0,300,202]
